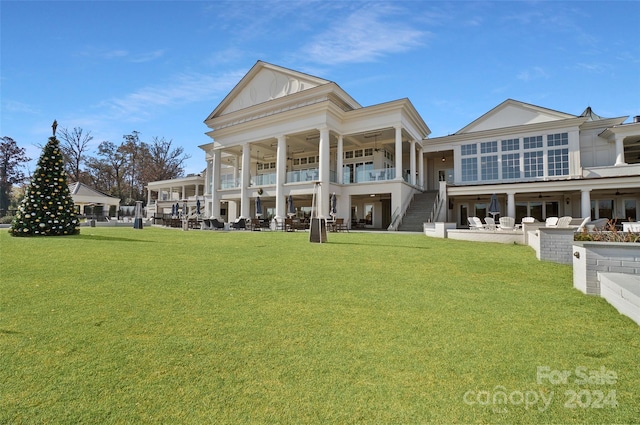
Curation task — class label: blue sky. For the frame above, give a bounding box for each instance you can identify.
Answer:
[2,1,639,175]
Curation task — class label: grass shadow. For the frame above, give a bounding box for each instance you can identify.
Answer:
[77,234,153,243]
[327,240,432,250]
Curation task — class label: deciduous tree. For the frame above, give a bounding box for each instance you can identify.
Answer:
[0,136,31,215]
[58,127,93,184]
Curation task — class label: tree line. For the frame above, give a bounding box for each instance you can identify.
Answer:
[0,128,191,215]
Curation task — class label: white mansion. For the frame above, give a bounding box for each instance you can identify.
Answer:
[147,61,640,229]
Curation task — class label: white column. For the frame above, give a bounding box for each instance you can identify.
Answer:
[275,135,287,219]
[233,155,239,185]
[181,186,186,200]
[337,135,344,184]
[581,189,591,219]
[147,188,152,206]
[205,155,212,195]
[614,136,626,166]
[394,126,403,180]
[211,150,221,218]
[507,192,516,218]
[318,127,331,217]
[409,139,416,185]
[418,147,425,190]
[241,143,251,218]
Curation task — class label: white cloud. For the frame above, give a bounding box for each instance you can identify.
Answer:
[130,49,166,63]
[302,4,427,65]
[2,99,40,115]
[78,47,165,63]
[96,70,245,122]
[576,62,612,74]
[517,67,549,82]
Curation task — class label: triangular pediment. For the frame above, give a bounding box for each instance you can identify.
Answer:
[207,61,331,119]
[457,99,576,134]
[69,182,120,201]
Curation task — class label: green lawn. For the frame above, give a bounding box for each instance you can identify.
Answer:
[1,227,638,424]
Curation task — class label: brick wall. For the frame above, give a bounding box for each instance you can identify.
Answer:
[538,228,576,264]
[573,242,640,295]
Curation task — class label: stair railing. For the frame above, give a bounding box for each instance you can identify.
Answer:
[388,207,402,231]
[428,191,440,223]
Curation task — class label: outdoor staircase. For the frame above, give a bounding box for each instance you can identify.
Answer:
[397,191,439,232]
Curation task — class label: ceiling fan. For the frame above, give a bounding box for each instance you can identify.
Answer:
[364,132,382,151]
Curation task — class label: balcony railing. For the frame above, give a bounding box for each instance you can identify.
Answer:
[287,168,319,183]
[252,172,276,186]
[344,167,395,184]
[220,177,241,189]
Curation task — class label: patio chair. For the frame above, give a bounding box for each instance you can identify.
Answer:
[231,218,246,230]
[556,216,573,228]
[250,218,261,231]
[498,216,516,230]
[210,218,225,229]
[521,216,537,224]
[284,218,294,232]
[576,217,591,232]
[334,218,348,232]
[484,217,497,231]
[545,217,559,227]
[586,218,609,231]
[468,216,485,230]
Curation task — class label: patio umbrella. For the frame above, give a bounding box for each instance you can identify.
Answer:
[255,196,262,217]
[287,195,295,217]
[196,197,201,215]
[488,193,500,218]
[330,192,337,217]
[175,202,180,217]
[171,204,175,216]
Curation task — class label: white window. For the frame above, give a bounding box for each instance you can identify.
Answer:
[523,135,543,149]
[461,143,477,156]
[547,133,568,147]
[461,157,477,182]
[523,151,544,178]
[548,148,569,176]
[502,153,520,179]
[481,155,498,180]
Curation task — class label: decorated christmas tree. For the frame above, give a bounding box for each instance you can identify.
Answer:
[10,121,80,237]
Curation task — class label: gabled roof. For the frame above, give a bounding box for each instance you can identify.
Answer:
[456,99,576,134]
[68,182,120,201]
[205,61,337,121]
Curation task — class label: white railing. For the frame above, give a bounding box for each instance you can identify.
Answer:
[388,206,402,231]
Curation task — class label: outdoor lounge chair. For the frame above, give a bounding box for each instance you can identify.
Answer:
[545,217,559,227]
[498,216,516,230]
[468,216,485,230]
[586,218,609,231]
[521,216,537,224]
[210,218,225,229]
[231,218,246,229]
[484,217,497,231]
[576,217,591,232]
[556,216,573,228]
